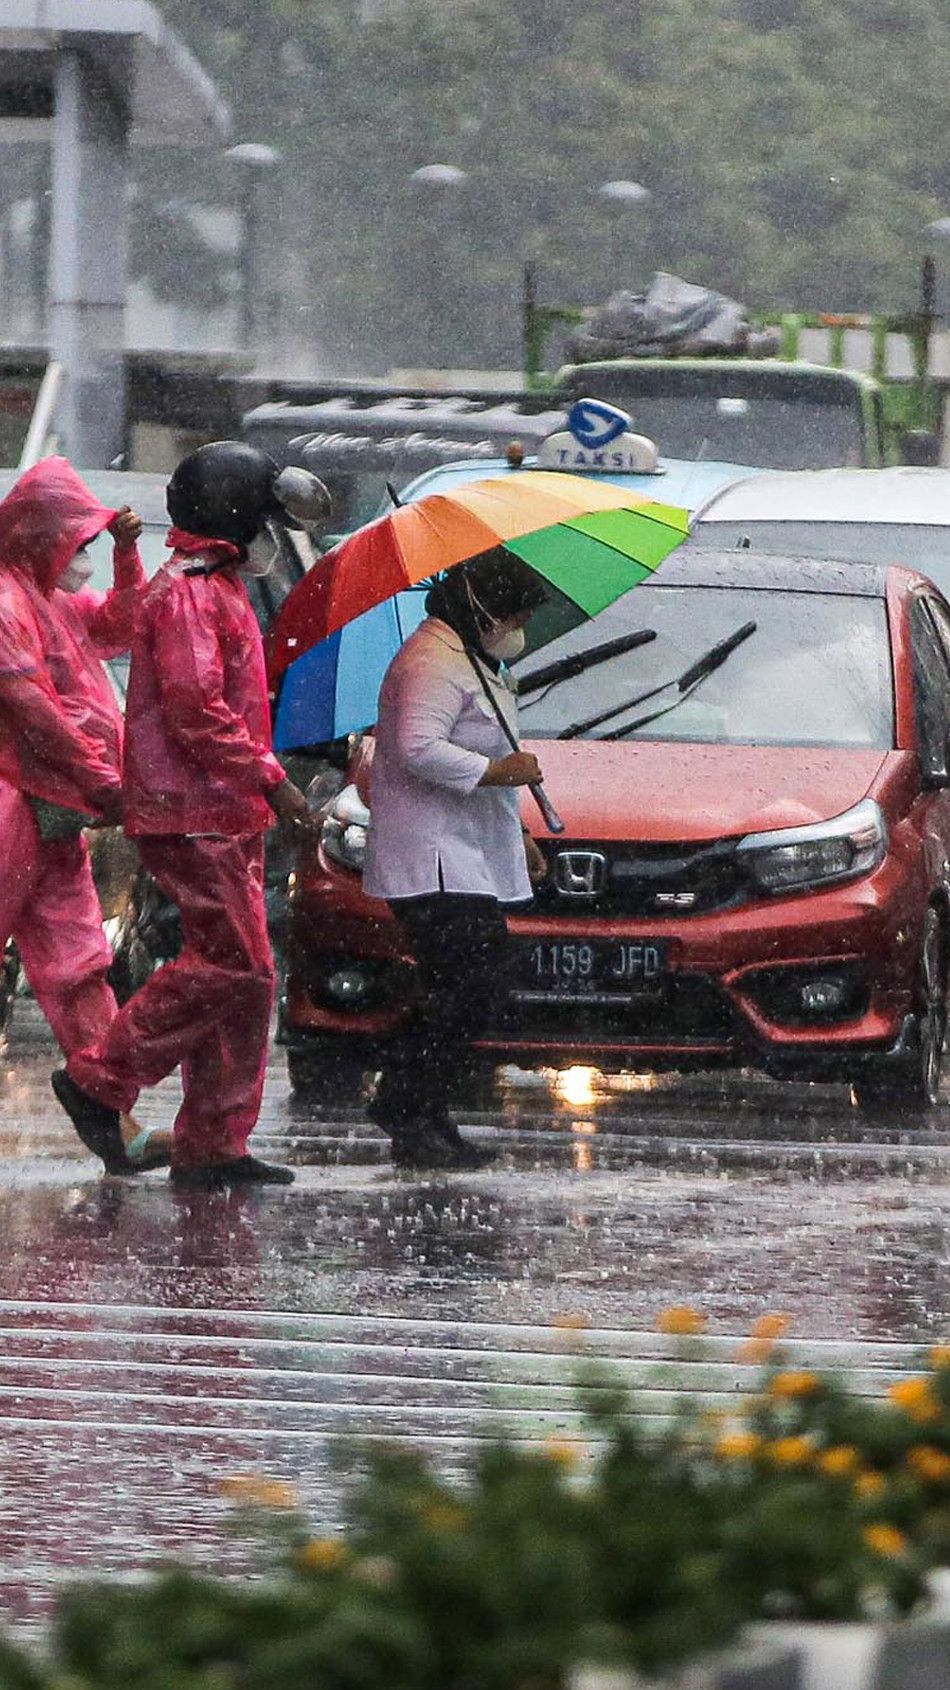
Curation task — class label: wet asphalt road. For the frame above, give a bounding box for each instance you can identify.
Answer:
[4,1000,950,1628]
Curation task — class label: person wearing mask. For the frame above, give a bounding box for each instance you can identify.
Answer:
[0,457,167,1170]
[53,443,329,1189]
[363,550,548,1171]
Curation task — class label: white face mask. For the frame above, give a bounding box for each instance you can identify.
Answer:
[59,553,94,595]
[241,520,280,578]
[481,623,526,664]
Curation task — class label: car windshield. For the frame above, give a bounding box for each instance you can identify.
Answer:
[699,520,950,599]
[571,376,865,469]
[515,584,893,749]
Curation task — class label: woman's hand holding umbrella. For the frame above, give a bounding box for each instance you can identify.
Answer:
[479,750,542,788]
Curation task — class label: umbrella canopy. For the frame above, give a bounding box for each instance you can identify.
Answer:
[272,590,427,751]
[265,472,690,691]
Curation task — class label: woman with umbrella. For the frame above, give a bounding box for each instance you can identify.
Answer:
[264,467,690,1167]
[363,552,548,1171]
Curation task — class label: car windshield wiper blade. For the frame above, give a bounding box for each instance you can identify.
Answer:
[558,621,757,740]
[675,621,758,691]
[517,628,656,699]
[603,620,758,741]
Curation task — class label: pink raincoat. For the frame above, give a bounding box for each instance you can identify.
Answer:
[0,457,144,812]
[0,458,146,1062]
[121,535,285,836]
[69,534,287,1168]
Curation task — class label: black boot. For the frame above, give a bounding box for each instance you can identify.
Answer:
[368,1083,495,1171]
[51,1070,137,1175]
[424,1110,497,1170]
[169,1156,295,1189]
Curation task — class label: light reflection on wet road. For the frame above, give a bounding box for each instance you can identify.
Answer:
[3,1002,950,1626]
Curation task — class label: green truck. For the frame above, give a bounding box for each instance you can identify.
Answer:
[524,265,942,470]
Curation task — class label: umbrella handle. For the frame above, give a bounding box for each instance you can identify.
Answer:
[530,782,566,836]
[464,646,566,836]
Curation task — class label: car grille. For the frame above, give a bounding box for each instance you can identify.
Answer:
[533,838,747,918]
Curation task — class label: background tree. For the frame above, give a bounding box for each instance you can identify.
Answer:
[125,0,950,370]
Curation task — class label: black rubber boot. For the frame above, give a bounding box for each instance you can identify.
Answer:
[51,1070,137,1175]
[169,1155,295,1189]
[369,1090,496,1171]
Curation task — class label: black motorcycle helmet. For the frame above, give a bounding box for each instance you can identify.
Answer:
[166,441,284,547]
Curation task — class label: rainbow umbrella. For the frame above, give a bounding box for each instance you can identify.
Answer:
[272,590,427,751]
[266,472,690,697]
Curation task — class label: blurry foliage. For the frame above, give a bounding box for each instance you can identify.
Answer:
[5,1318,950,1686]
[80,0,950,365]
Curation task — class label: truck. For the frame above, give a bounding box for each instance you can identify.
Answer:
[523,264,943,471]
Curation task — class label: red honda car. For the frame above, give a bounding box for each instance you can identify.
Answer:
[281,549,950,1111]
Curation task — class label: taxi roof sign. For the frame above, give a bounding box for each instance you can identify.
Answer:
[536,397,660,474]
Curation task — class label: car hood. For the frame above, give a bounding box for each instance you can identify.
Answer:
[522,739,890,842]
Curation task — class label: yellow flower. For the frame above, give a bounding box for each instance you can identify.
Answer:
[218,1474,299,1509]
[737,1314,792,1364]
[854,1471,887,1499]
[818,1445,860,1478]
[541,1438,582,1469]
[737,1339,775,1365]
[751,1314,791,1340]
[714,1432,763,1461]
[768,1436,813,1468]
[888,1377,940,1424]
[421,1502,468,1532]
[863,1523,908,1559]
[656,1306,707,1337]
[907,1445,950,1483]
[930,1346,950,1370]
[768,1370,821,1400]
[297,1539,348,1573]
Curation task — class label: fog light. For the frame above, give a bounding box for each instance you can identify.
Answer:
[326,967,371,1004]
[800,978,848,1016]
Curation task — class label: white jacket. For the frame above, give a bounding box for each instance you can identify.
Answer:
[363,617,532,904]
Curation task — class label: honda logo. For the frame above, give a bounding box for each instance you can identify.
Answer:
[554,851,607,899]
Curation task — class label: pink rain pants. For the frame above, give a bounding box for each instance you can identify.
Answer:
[0,782,116,1057]
[69,833,275,1168]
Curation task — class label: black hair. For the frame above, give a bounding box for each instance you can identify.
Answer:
[425,548,546,645]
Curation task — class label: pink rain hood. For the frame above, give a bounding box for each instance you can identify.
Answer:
[0,457,115,590]
[0,458,134,810]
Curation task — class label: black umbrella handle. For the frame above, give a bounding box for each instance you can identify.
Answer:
[465,648,566,836]
[529,781,567,836]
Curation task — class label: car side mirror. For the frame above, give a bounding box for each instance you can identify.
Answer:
[901,429,941,467]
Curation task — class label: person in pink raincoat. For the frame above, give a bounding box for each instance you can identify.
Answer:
[56,442,329,1189]
[0,458,170,1170]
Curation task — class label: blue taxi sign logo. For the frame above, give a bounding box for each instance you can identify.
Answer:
[567,398,633,448]
[537,397,660,475]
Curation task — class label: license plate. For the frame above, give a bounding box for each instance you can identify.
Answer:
[514,938,667,1002]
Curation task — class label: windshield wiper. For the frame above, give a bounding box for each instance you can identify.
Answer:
[517,628,656,699]
[604,620,758,741]
[558,621,757,740]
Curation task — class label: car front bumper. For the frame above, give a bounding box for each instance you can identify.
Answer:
[283,846,921,1081]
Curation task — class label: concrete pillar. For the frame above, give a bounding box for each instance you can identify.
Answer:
[49,51,129,467]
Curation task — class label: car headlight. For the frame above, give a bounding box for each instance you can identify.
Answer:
[320,783,370,872]
[736,798,887,894]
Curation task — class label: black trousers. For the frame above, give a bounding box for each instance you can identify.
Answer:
[378,892,514,1127]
